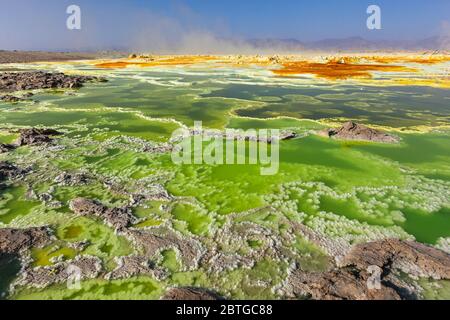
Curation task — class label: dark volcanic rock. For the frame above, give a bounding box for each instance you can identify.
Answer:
[0,143,16,153]
[0,161,28,182]
[0,95,24,103]
[319,121,399,143]
[0,71,104,92]
[15,128,62,146]
[0,227,53,254]
[162,287,224,300]
[69,198,135,231]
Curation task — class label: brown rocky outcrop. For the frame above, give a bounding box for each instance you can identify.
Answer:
[16,256,102,289]
[69,198,136,231]
[340,239,450,280]
[0,71,104,92]
[15,128,62,146]
[0,128,62,152]
[283,239,450,300]
[0,227,53,254]
[0,227,53,298]
[318,121,399,143]
[284,266,405,300]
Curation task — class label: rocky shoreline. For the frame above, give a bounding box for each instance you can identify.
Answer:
[0,227,53,254]
[0,71,105,94]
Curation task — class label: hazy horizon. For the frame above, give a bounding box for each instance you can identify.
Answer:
[0,0,449,53]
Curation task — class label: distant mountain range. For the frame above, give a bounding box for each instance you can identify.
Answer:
[17,36,449,54]
[247,36,450,52]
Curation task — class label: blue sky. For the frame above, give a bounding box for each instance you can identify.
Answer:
[0,0,449,51]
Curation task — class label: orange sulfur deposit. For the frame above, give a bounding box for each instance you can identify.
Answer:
[364,55,450,65]
[95,61,132,68]
[272,60,417,80]
[95,55,219,69]
[90,54,449,87]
